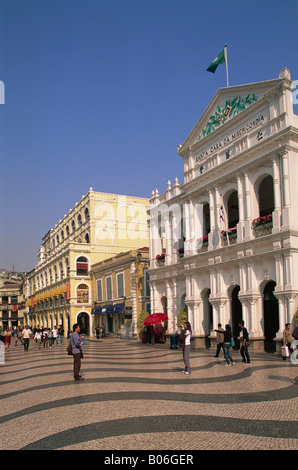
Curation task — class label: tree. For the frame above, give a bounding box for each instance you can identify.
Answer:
[137,310,149,336]
[177,307,188,326]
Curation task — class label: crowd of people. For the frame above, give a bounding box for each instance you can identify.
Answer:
[0,324,65,351]
[177,320,298,375]
[1,319,297,383]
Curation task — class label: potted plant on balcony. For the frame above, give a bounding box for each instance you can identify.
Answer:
[252,214,272,227]
[252,214,273,236]
[156,253,165,265]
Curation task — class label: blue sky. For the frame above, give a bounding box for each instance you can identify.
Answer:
[1,0,297,272]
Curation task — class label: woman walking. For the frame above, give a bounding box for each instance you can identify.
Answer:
[34,329,42,349]
[4,326,11,352]
[179,322,192,374]
[212,324,234,366]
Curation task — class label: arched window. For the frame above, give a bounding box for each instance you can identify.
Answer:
[65,257,69,277]
[227,191,239,228]
[203,203,210,236]
[76,256,89,276]
[59,261,64,280]
[259,176,274,217]
[77,284,89,303]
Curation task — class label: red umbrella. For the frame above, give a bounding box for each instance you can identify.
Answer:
[144,313,168,325]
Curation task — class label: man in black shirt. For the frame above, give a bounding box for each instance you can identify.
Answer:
[238,320,251,364]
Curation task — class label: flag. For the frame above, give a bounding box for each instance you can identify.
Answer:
[219,194,226,229]
[207,48,226,74]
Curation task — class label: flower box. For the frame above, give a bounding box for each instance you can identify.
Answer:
[252,214,272,227]
[252,214,273,237]
[156,253,165,266]
[196,235,209,252]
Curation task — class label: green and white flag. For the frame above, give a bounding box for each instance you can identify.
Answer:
[206,48,226,73]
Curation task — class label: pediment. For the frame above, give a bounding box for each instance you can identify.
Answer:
[179,77,283,154]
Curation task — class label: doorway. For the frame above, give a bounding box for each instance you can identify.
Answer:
[231,285,242,349]
[77,312,90,336]
[263,281,279,352]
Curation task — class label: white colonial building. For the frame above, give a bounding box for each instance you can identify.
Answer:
[149,68,298,352]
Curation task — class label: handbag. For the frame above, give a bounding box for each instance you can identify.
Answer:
[281,345,290,357]
[66,341,73,356]
[231,337,235,347]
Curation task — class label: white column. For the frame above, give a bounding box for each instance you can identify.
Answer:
[165,281,175,334]
[281,150,291,228]
[209,188,215,231]
[272,156,282,233]
[244,172,253,240]
[237,174,244,243]
[208,188,215,250]
[237,175,244,222]
[165,215,172,266]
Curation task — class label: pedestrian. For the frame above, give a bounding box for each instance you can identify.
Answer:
[58,325,64,346]
[3,326,11,352]
[214,323,225,357]
[212,324,235,366]
[95,325,100,340]
[22,325,32,351]
[70,323,84,381]
[15,326,20,346]
[282,323,294,361]
[43,328,49,348]
[52,326,58,347]
[147,325,154,344]
[238,320,251,364]
[101,323,105,338]
[179,322,192,374]
[34,329,42,349]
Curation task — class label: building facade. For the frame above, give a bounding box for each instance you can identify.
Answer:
[149,68,298,352]
[0,269,25,329]
[27,189,149,335]
[91,247,150,338]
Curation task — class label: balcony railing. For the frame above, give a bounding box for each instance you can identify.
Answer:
[252,214,273,238]
[196,235,209,252]
[221,227,237,246]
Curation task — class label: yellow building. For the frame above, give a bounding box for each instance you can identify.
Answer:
[27,189,149,335]
[91,247,150,338]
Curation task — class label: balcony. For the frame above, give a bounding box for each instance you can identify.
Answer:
[221,227,237,246]
[196,235,209,253]
[252,214,273,238]
[156,253,165,267]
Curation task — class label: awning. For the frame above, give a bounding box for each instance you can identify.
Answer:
[92,303,125,315]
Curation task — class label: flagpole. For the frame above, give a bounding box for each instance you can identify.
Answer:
[224,45,229,87]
